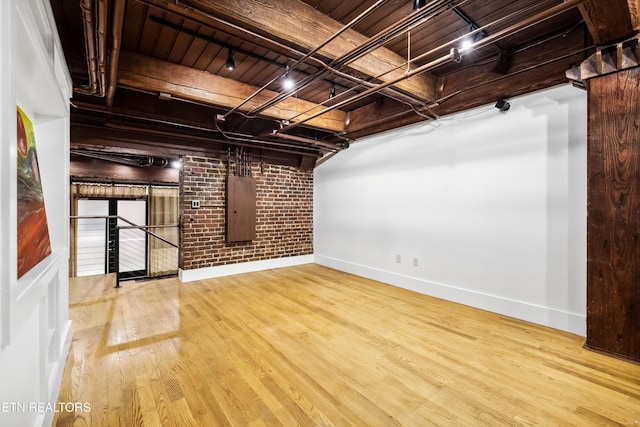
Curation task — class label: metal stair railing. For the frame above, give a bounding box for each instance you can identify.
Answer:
[70,215,179,287]
[114,222,179,287]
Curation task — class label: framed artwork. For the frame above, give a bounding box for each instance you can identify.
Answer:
[16,106,51,279]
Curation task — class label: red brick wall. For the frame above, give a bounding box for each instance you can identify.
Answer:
[179,155,313,270]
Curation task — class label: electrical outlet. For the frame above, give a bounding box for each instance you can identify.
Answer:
[191,200,201,208]
[396,254,401,263]
[413,258,419,267]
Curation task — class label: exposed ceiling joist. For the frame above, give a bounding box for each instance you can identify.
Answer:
[51,0,602,169]
[117,51,347,132]
[143,0,438,102]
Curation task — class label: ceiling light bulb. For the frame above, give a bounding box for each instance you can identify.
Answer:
[283,77,294,90]
[171,159,183,169]
[461,39,473,51]
[283,66,294,90]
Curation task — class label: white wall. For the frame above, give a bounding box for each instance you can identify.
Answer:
[0,0,72,426]
[314,85,587,336]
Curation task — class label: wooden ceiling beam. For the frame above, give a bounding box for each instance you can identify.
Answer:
[117,51,346,132]
[579,0,640,45]
[143,0,437,102]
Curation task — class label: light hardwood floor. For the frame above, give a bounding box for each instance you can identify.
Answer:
[54,264,640,426]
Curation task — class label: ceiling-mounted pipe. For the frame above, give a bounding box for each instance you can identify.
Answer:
[213,118,335,153]
[99,121,323,157]
[72,102,322,154]
[106,0,125,108]
[436,44,595,108]
[70,149,145,167]
[277,0,587,134]
[279,52,456,134]
[247,0,464,117]
[285,0,544,125]
[79,0,97,94]
[137,0,431,111]
[289,0,584,127]
[263,131,345,151]
[330,0,460,70]
[72,100,220,131]
[292,0,393,73]
[344,41,593,137]
[226,0,392,118]
[96,0,107,96]
[77,0,107,96]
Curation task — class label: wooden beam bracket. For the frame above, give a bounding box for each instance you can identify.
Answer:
[566,33,640,87]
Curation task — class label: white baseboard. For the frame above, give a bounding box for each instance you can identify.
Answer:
[179,255,314,282]
[314,255,586,336]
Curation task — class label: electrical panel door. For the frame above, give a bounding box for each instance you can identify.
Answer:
[227,176,256,242]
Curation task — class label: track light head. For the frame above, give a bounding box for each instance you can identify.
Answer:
[225,48,235,71]
[495,98,510,112]
[413,0,426,10]
[329,83,336,99]
[283,65,294,90]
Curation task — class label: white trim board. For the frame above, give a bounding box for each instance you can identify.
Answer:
[178,255,314,282]
[41,321,72,427]
[315,254,586,336]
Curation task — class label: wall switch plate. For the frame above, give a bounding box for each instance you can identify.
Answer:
[191,200,201,208]
[413,258,419,267]
[396,254,401,263]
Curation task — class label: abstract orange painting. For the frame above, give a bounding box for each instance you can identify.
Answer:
[17,106,51,279]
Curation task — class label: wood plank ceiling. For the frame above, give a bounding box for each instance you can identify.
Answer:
[50,0,639,169]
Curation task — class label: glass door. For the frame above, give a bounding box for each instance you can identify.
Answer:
[115,199,147,279]
[76,197,148,279]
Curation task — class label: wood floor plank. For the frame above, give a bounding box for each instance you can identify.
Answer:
[54,265,640,426]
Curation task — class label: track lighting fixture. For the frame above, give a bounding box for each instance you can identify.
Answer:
[413,0,426,10]
[225,48,235,71]
[452,7,487,53]
[495,98,510,112]
[329,83,336,99]
[283,65,294,90]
